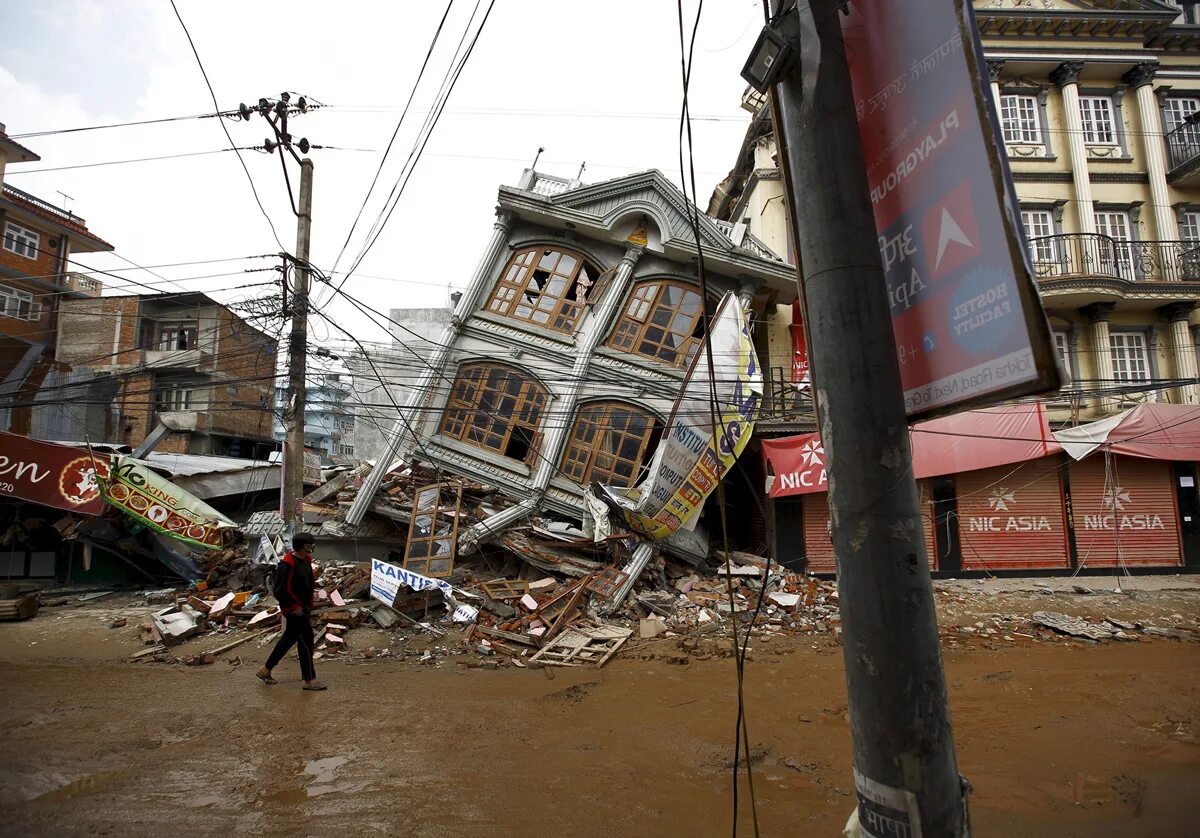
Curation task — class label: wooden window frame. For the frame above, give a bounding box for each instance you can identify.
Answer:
[157,322,198,351]
[559,400,661,488]
[484,245,597,334]
[607,279,706,369]
[403,482,462,579]
[439,362,549,462]
[1078,95,1117,145]
[0,284,38,321]
[1109,331,1151,384]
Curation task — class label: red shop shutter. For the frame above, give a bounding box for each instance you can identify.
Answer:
[802,482,937,574]
[955,458,1069,570]
[1068,456,1182,569]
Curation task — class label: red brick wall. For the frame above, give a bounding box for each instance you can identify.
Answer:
[57,297,141,368]
[0,214,58,278]
[206,307,277,442]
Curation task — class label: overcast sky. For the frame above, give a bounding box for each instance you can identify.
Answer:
[0,0,766,352]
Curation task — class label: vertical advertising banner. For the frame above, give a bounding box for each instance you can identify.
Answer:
[842,0,1060,418]
[599,293,761,540]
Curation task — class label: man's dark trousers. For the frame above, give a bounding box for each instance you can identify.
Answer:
[265,612,315,681]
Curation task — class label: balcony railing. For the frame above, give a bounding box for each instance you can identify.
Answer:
[758,366,814,421]
[1026,234,1200,283]
[1165,118,1200,173]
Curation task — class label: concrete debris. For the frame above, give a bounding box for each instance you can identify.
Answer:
[78,459,1193,672]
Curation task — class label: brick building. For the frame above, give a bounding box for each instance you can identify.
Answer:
[0,122,113,434]
[56,292,279,457]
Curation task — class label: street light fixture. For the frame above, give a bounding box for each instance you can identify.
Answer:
[741,24,794,94]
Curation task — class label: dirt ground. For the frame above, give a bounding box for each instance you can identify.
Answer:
[1,581,1198,837]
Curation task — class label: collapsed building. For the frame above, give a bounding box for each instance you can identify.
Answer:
[338,167,800,562]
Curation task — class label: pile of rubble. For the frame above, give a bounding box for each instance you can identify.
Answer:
[108,461,1200,669]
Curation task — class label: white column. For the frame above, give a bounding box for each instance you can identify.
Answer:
[986,60,1005,118]
[1052,62,1096,235]
[1161,304,1199,405]
[530,244,644,491]
[345,208,515,526]
[1083,303,1116,415]
[1124,63,1177,242]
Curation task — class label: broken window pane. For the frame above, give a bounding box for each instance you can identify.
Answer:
[560,401,662,488]
[607,280,704,369]
[484,246,598,334]
[440,362,550,461]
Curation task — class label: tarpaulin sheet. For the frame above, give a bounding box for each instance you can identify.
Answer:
[1054,403,1200,462]
[763,403,1060,497]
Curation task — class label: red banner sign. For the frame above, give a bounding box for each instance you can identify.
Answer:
[841,0,1059,417]
[0,431,110,514]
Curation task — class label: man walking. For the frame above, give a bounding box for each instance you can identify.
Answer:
[257,532,327,690]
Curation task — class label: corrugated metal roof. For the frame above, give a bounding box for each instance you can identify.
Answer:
[141,452,276,477]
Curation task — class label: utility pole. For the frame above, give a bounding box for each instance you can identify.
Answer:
[283,158,313,530]
[238,93,318,536]
[766,2,966,834]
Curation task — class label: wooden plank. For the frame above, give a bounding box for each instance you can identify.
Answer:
[481,579,530,601]
[474,624,542,648]
[200,628,273,657]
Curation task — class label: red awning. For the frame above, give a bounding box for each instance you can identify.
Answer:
[1054,403,1200,462]
[763,403,1060,498]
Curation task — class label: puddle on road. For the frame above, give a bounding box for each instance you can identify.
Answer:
[304,756,348,784]
[305,756,351,797]
[264,755,354,802]
[30,770,124,804]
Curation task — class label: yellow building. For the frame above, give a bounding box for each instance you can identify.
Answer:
[712,0,1200,427]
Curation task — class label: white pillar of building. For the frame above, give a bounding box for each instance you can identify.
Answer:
[530,243,644,491]
[987,60,1005,116]
[1161,303,1200,405]
[1124,63,1178,242]
[1083,303,1117,415]
[344,208,515,526]
[1051,62,1096,236]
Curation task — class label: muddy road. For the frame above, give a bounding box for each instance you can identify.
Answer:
[1,588,1198,837]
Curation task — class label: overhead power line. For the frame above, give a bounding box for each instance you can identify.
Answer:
[169,0,286,251]
[329,0,457,279]
[326,0,497,302]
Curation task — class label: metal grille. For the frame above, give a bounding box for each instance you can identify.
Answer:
[801,481,937,574]
[955,458,1069,570]
[1068,456,1182,568]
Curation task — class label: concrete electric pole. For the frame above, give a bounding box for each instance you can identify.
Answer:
[283,158,313,529]
[238,93,318,535]
[758,2,968,834]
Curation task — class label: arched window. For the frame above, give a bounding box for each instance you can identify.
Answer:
[485,246,599,334]
[440,363,549,462]
[607,280,704,368]
[560,401,662,488]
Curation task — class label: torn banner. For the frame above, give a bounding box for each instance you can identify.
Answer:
[599,293,761,540]
[370,558,477,623]
[99,456,235,550]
